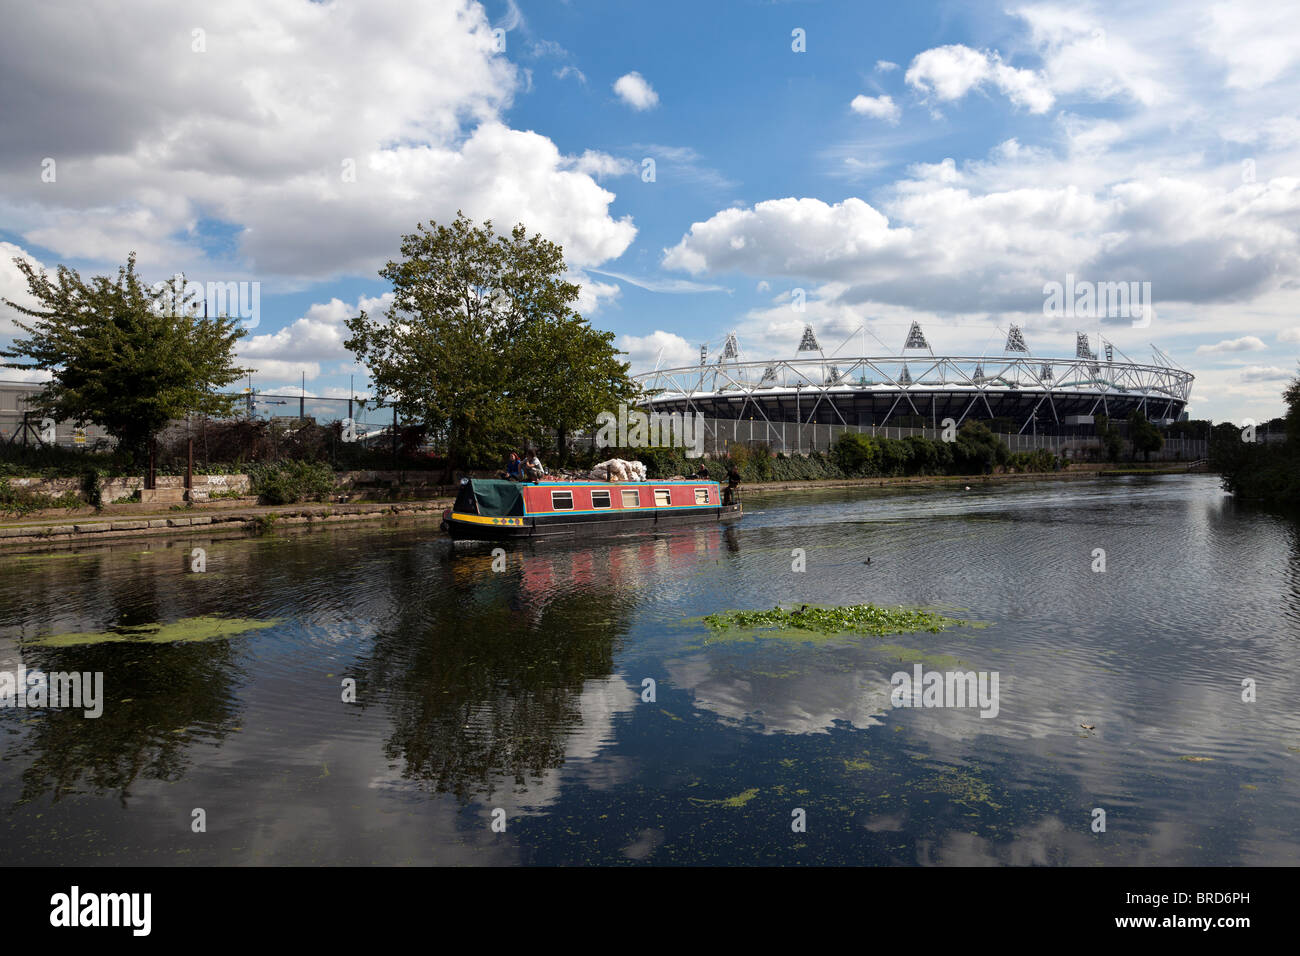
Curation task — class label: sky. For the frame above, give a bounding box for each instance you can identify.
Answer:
[1,0,1298,422]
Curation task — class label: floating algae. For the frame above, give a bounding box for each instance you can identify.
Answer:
[23,615,279,647]
[700,603,967,644]
[873,644,967,670]
[688,788,760,808]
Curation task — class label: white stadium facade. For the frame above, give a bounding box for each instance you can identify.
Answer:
[633,323,1194,436]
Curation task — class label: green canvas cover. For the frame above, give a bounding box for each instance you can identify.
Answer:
[471,479,525,517]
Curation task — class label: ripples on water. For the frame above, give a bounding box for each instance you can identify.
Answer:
[0,474,1296,865]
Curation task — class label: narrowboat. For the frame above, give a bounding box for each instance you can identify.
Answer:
[441,478,741,541]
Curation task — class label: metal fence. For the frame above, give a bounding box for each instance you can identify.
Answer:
[0,382,1211,463]
[0,385,404,454]
[576,416,1208,462]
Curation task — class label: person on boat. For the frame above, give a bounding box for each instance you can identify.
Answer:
[504,452,523,481]
[523,451,546,481]
[695,462,710,479]
[723,463,741,505]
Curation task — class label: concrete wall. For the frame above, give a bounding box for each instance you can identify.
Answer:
[6,473,252,503]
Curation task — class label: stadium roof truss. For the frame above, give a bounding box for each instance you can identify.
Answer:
[634,353,1193,434]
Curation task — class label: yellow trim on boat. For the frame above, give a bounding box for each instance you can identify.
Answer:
[450,513,527,527]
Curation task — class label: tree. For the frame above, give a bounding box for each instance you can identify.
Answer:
[1095,414,1123,462]
[1212,371,1300,507]
[1127,409,1165,461]
[344,213,635,472]
[832,432,879,475]
[1,254,247,464]
[954,421,1008,474]
[1284,364,1300,444]
[520,312,636,463]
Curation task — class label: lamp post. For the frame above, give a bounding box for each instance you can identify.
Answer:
[795,384,803,454]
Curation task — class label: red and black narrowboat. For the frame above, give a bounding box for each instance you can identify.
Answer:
[441,478,741,541]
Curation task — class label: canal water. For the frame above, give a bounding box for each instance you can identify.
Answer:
[1,474,1296,865]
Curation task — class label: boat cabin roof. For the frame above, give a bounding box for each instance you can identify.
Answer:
[460,477,719,518]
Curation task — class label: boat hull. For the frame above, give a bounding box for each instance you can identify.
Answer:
[446,502,742,541]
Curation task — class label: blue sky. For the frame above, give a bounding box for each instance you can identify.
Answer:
[1,0,1298,421]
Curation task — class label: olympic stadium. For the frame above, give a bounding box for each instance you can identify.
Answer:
[633,323,1194,436]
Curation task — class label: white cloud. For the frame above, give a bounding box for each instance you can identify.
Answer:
[1240,365,1292,382]
[566,150,635,179]
[906,45,993,102]
[0,0,636,283]
[630,144,735,191]
[613,71,659,110]
[905,44,1055,114]
[237,292,393,385]
[555,65,587,84]
[850,94,901,124]
[496,0,525,33]
[588,269,729,294]
[1195,336,1267,354]
[663,197,910,279]
[0,242,44,336]
[662,168,1300,317]
[1279,328,1300,344]
[571,274,620,315]
[617,330,696,371]
[1200,2,1300,90]
[1011,6,1167,106]
[875,60,899,72]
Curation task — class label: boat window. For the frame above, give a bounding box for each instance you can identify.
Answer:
[591,490,612,509]
[695,487,710,504]
[621,489,640,508]
[654,489,671,507]
[551,490,574,511]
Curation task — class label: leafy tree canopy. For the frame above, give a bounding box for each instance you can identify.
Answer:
[1127,409,1165,461]
[1,253,247,463]
[344,213,636,470]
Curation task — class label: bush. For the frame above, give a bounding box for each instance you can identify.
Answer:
[0,445,129,479]
[728,442,773,481]
[832,433,878,475]
[953,421,1007,475]
[247,460,336,504]
[1008,448,1059,473]
[0,477,84,516]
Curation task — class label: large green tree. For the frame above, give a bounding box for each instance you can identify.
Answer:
[1284,365,1300,444]
[345,213,636,471]
[1,254,247,463]
[1127,409,1165,461]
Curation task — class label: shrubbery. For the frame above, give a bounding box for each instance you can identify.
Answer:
[0,477,83,516]
[829,423,1020,478]
[247,460,336,505]
[1209,369,1300,510]
[589,423,1061,483]
[1211,425,1299,510]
